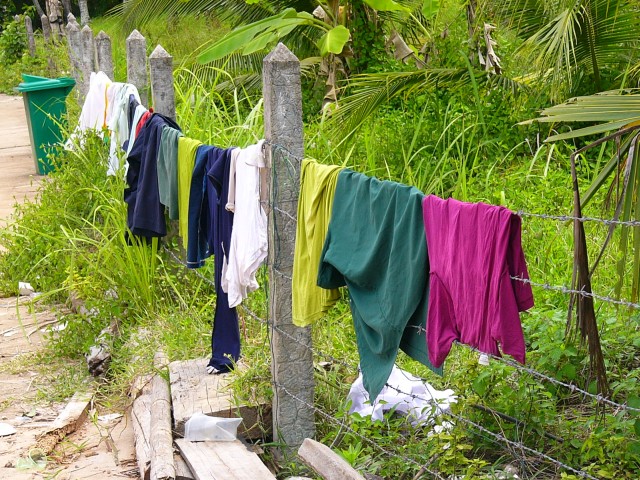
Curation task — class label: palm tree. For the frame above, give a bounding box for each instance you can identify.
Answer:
[327,0,638,138]
[495,0,638,99]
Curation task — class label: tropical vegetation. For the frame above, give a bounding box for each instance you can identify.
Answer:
[1,0,640,478]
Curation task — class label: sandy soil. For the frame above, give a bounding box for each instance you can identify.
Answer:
[0,94,138,479]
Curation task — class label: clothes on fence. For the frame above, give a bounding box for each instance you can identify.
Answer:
[125,113,181,238]
[292,159,343,326]
[317,170,442,400]
[157,126,183,220]
[136,110,153,137]
[124,102,147,157]
[221,141,268,308]
[77,71,111,132]
[205,147,239,373]
[348,364,457,426]
[187,145,216,268]
[177,137,203,248]
[64,71,112,151]
[106,83,141,176]
[422,195,534,368]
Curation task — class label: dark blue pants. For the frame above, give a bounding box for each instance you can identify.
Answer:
[205,147,239,372]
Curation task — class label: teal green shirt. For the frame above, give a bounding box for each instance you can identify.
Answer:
[317,169,442,399]
[157,126,183,220]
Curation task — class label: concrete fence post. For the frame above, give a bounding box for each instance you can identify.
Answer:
[95,30,114,80]
[263,42,315,455]
[66,12,78,27]
[149,45,176,120]
[41,14,52,44]
[79,25,95,99]
[126,30,148,106]
[24,16,36,57]
[78,0,90,26]
[66,22,82,101]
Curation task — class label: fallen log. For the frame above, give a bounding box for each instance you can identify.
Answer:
[298,438,365,480]
[150,351,175,480]
[34,390,92,455]
[131,392,152,480]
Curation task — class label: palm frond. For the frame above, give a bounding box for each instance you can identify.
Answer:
[326,69,469,143]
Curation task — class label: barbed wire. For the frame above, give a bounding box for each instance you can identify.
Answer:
[510,276,640,309]
[406,323,640,414]
[266,141,640,228]
[517,210,640,228]
[163,238,640,417]
[272,379,448,480]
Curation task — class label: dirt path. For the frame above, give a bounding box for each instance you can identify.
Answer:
[0,94,137,479]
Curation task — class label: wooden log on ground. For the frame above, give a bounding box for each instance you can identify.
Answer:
[131,392,152,480]
[150,351,175,480]
[169,358,271,440]
[34,390,92,455]
[298,438,365,480]
[175,438,276,480]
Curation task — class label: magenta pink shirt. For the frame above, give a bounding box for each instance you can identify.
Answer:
[422,195,534,368]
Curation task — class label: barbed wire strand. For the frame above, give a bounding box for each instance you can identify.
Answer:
[267,140,640,228]
[510,276,640,310]
[272,379,448,480]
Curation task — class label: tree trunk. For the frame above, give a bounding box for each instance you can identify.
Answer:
[32,0,45,19]
[61,0,72,21]
[78,0,90,26]
[466,0,477,64]
[45,0,64,38]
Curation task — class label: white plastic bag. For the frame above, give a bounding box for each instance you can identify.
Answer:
[184,413,242,442]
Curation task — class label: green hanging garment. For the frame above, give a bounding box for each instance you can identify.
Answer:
[292,159,343,326]
[317,169,442,399]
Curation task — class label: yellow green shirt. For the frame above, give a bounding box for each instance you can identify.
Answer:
[177,137,203,248]
[292,159,344,326]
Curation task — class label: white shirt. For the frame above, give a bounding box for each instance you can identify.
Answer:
[106,83,141,176]
[222,140,268,308]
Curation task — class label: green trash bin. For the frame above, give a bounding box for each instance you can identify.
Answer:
[15,74,75,175]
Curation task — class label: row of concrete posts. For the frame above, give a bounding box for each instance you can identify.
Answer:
[23,12,314,454]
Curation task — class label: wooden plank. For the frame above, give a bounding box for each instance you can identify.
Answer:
[169,358,271,440]
[34,390,92,455]
[131,393,152,480]
[175,439,276,480]
[150,351,175,480]
[174,454,194,480]
[298,438,365,480]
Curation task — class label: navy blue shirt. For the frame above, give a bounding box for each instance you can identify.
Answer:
[124,113,181,238]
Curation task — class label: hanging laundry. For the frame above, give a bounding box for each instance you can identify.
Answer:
[125,113,180,238]
[317,170,442,400]
[177,137,203,249]
[348,365,457,426]
[422,195,534,368]
[106,83,141,176]
[76,71,112,132]
[292,159,343,326]
[186,144,217,268]
[206,147,239,373]
[222,140,268,308]
[64,71,112,150]
[123,97,147,157]
[157,126,183,220]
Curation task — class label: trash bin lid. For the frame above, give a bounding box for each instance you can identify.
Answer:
[16,75,76,92]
